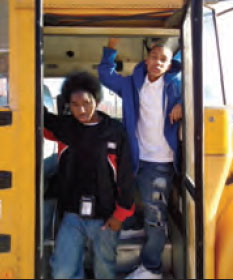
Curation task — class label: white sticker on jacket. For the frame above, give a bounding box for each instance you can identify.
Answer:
[107,142,117,149]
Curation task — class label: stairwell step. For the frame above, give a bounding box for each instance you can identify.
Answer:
[117,242,172,274]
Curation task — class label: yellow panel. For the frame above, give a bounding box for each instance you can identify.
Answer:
[204,107,230,155]
[0,0,36,278]
[16,0,186,9]
[204,108,232,279]
[216,185,233,279]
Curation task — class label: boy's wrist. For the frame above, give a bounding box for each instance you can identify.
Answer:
[103,216,122,232]
[108,43,116,49]
[108,38,120,49]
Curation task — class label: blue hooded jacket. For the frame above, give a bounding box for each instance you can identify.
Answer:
[98,47,182,174]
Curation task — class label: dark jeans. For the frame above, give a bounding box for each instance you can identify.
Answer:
[44,153,58,240]
[137,161,174,273]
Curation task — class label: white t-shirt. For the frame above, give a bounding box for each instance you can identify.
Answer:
[136,75,173,162]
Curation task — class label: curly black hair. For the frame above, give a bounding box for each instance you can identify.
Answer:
[61,71,103,104]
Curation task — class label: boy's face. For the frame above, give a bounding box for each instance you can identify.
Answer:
[146,47,173,82]
[69,91,97,124]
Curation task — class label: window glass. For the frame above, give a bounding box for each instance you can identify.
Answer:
[217,10,233,107]
[203,9,223,106]
[44,78,64,113]
[0,0,9,107]
[183,6,195,182]
[99,87,122,119]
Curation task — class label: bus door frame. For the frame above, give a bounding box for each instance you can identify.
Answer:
[182,0,204,278]
[36,0,205,278]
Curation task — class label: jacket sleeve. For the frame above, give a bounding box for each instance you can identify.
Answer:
[44,106,70,145]
[113,128,135,222]
[44,128,57,141]
[175,74,182,105]
[98,47,128,97]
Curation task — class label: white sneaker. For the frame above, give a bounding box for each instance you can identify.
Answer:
[125,264,162,279]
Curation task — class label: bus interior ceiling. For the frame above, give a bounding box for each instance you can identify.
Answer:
[44,37,145,78]
[43,7,185,78]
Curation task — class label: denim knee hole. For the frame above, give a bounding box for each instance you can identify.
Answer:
[152,191,167,205]
[152,177,167,190]
[145,204,166,228]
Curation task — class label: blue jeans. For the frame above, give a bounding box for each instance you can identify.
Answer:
[43,153,58,240]
[50,213,119,279]
[44,199,57,240]
[137,161,174,273]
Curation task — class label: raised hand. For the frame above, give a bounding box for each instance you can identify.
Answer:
[108,38,120,49]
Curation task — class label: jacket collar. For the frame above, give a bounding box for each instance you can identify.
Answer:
[132,59,182,91]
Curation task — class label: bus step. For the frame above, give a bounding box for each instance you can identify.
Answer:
[117,239,173,274]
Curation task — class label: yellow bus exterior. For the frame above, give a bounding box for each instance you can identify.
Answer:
[0,0,36,278]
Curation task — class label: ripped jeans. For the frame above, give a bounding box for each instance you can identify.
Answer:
[137,161,174,273]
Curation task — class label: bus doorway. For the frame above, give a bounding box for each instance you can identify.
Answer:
[1,0,233,279]
[41,4,185,280]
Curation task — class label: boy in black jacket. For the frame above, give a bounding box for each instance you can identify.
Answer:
[44,72,135,279]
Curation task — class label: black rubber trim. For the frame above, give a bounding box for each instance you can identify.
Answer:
[0,171,12,189]
[0,111,12,126]
[217,7,233,17]
[0,235,11,253]
[192,0,204,278]
[226,173,233,186]
[35,0,43,278]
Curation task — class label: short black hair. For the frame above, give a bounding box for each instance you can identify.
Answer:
[61,71,103,104]
[149,44,173,54]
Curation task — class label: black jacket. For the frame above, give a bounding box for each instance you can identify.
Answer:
[44,109,135,221]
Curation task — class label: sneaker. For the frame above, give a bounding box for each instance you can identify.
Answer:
[125,264,162,279]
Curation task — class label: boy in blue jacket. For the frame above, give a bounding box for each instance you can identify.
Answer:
[98,38,182,279]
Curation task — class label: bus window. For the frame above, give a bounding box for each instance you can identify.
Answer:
[44,78,65,112]
[98,86,122,120]
[203,8,223,106]
[184,6,195,182]
[0,0,9,107]
[217,10,233,107]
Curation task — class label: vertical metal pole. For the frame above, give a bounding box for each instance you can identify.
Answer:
[191,0,204,278]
